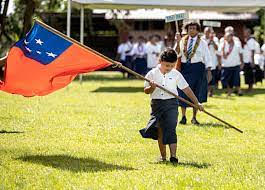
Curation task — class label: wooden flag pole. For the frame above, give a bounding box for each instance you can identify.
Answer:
[35,19,243,134]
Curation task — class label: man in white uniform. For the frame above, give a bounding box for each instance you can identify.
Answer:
[202,27,219,96]
[242,28,260,91]
[218,32,243,96]
[146,35,161,72]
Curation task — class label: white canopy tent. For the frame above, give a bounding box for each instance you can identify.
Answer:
[66,0,264,81]
[67,0,265,42]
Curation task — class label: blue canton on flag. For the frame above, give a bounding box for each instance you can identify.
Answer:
[15,23,72,65]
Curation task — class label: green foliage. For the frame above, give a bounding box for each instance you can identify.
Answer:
[254,8,265,44]
[0,72,265,189]
[0,0,66,56]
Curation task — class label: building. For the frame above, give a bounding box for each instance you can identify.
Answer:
[40,9,259,60]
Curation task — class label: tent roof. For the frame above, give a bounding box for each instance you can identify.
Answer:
[72,0,265,12]
[100,9,259,20]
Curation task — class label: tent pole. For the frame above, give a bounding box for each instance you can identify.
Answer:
[67,0,71,37]
[79,4,84,84]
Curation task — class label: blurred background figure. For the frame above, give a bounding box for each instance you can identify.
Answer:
[146,35,160,72]
[218,32,243,96]
[202,27,219,97]
[132,36,147,76]
[242,28,260,91]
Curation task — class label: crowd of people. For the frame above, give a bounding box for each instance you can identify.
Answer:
[116,25,265,98]
[138,22,265,163]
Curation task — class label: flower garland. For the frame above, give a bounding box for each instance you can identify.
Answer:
[222,41,234,59]
[183,35,201,61]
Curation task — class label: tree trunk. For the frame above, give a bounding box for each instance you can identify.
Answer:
[0,0,10,38]
[21,0,36,37]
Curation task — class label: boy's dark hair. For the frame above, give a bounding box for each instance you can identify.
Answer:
[159,48,178,63]
[184,21,201,32]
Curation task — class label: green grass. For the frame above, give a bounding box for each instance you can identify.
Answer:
[0,72,265,189]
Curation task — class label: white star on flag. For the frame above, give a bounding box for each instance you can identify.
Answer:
[35,39,44,45]
[46,52,57,58]
[24,40,29,45]
[36,51,42,55]
[25,46,32,52]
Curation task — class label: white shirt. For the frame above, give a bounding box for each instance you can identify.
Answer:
[261,44,265,53]
[131,43,147,57]
[178,35,213,68]
[220,36,242,48]
[144,65,189,99]
[254,53,265,71]
[243,38,260,63]
[117,43,126,61]
[202,35,219,70]
[146,42,160,69]
[218,41,242,67]
[124,41,134,56]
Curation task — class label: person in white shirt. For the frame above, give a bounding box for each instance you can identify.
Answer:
[202,27,219,97]
[174,22,212,125]
[242,28,260,91]
[254,43,264,83]
[218,32,243,96]
[140,48,203,163]
[124,36,135,78]
[131,36,147,76]
[220,26,242,48]
[116,39,127,78]
[146,35,161,72]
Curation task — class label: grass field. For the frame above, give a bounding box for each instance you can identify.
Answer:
[0,72,265,190]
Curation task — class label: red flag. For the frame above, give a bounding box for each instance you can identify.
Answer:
[0,21,112,97]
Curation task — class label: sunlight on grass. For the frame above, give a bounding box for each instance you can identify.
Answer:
[0,72,265,189]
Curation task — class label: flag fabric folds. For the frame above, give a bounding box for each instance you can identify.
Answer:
[0,22,112,97]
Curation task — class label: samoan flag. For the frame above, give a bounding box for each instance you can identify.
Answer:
[0,21,112,97]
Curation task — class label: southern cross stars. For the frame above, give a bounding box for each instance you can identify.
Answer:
[35,39,44,45]
[46,52,57,58]
[23,38,57,59]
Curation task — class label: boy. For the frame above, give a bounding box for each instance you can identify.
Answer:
[140,48,203,163]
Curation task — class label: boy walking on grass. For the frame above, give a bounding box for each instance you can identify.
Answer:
[140,48,203,163]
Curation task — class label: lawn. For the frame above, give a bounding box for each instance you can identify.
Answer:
[0,72,265,190]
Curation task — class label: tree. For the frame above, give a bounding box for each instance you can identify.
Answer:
[0,0,65,56]
[254,9,265,44]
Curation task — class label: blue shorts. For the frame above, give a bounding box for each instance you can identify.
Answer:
[221,66,240,88]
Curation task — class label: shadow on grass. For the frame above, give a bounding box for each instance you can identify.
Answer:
[0,130,24,134]
[74,72,126,82]
[196,122,228,129]
[153,161,210,169]
[17,154,135,173]
[210,88,265,97]
[91,87,143,93]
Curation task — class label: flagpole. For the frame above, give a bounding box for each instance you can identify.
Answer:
[35,19,243,134]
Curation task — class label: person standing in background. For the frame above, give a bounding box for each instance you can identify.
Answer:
[116,39,127,78]
[202,27,219,97]
[146,35,161,72]
[218,32,243,96]
[174,22,212,125]
[132,36,147,76]
[242,28,260,91]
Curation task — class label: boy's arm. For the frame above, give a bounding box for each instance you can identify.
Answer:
[182,87,204,111]
[144,80,156,94]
